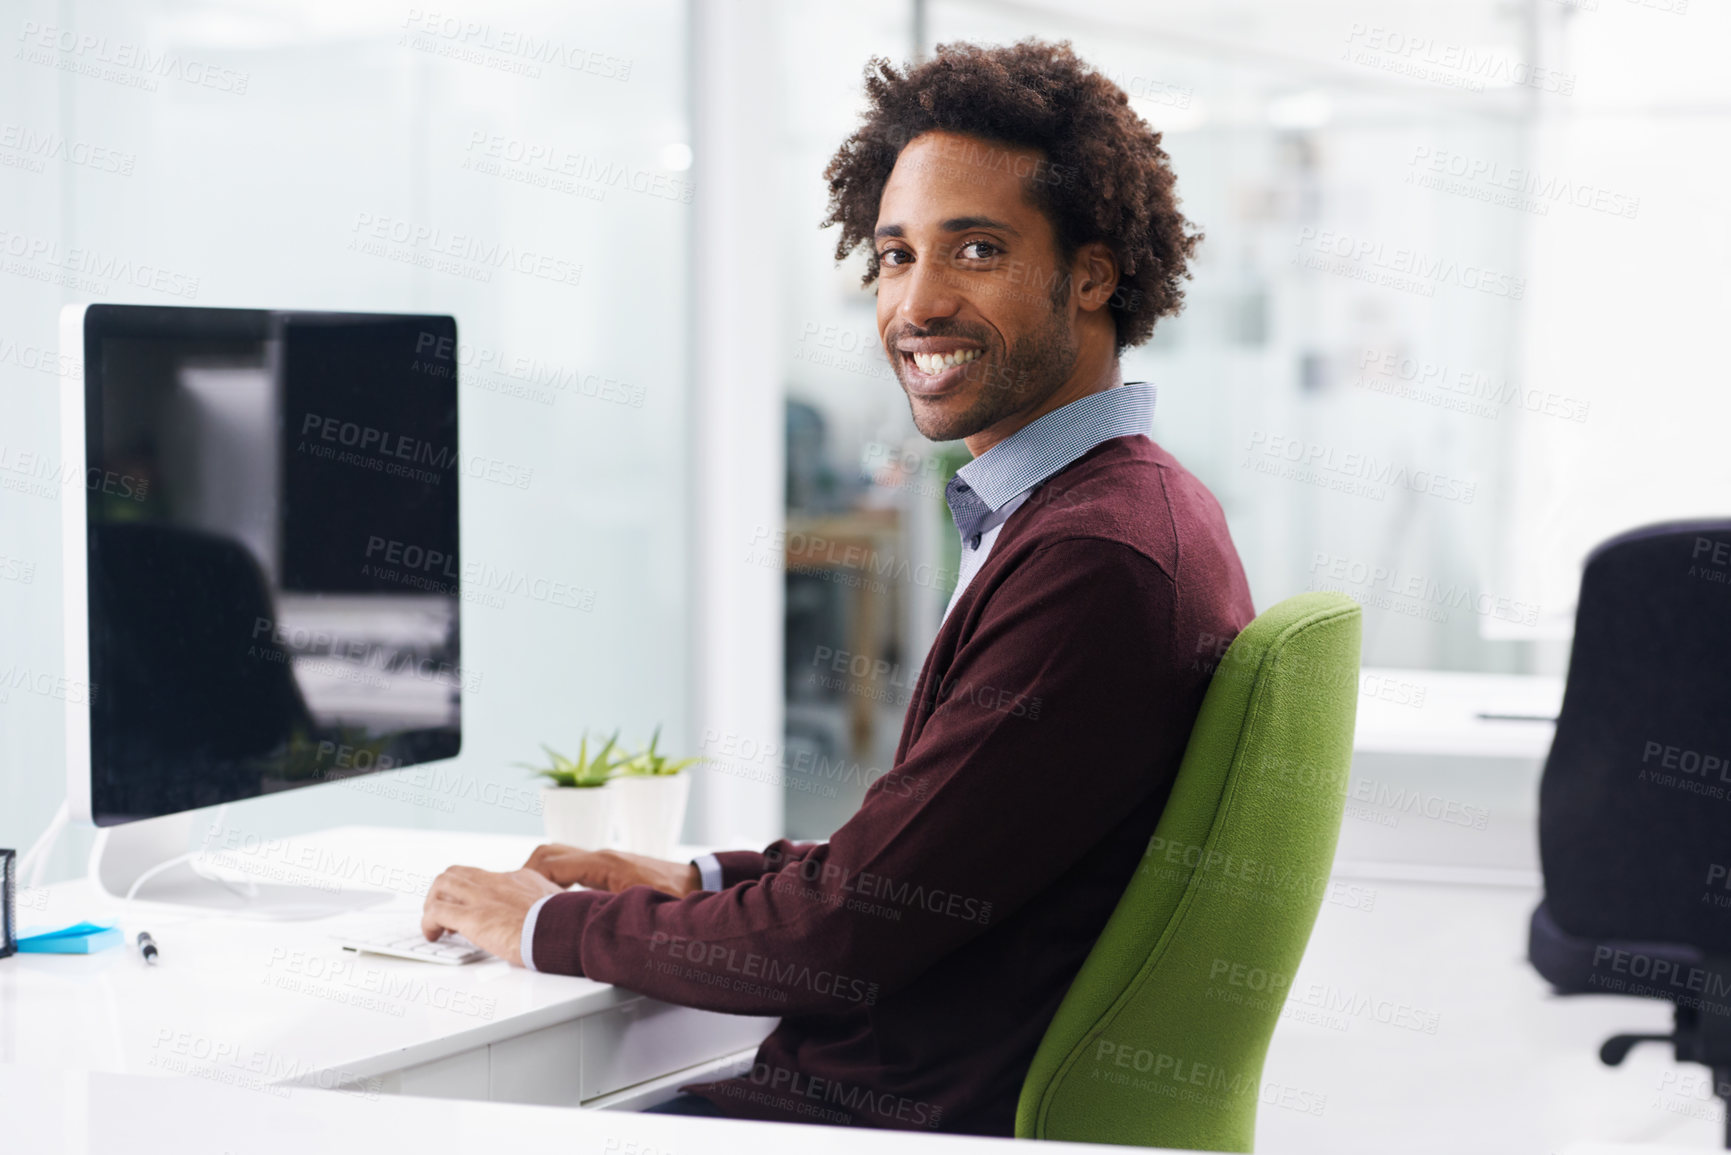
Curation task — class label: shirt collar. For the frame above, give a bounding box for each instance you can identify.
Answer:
[953,381,1157,513]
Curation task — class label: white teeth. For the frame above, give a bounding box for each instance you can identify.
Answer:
[910,349,980,375]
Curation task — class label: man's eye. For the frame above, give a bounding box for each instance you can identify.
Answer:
[961,241,999,259]
[879,248,911,266]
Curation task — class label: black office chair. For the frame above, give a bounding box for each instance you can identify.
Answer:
[1529,518,1731,1144]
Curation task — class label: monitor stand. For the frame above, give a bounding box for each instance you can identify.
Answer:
[90,811,392,920]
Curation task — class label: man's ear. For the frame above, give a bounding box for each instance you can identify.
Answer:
[1074,242,1119,313]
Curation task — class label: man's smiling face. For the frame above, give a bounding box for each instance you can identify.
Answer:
[874,130,1082,445]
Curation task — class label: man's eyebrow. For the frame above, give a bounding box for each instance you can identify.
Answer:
[872,216,1022,241]
[941,215,1020,237]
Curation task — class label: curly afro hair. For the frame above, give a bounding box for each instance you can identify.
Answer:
[821,38,1202,353]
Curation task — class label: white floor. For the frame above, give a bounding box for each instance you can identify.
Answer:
[1257,760,1721,1153]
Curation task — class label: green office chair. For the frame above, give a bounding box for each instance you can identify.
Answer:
[1016,592,1361,1151]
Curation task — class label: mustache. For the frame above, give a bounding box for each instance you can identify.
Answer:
[886,326,992,346]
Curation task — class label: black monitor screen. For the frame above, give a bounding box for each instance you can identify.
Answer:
[82,305,462,825]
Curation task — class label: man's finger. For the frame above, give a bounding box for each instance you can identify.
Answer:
[421,898,460,942]
[430,866,491,901]
[428,871,468,903]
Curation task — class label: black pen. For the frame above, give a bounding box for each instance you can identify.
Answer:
[137,931,159,965]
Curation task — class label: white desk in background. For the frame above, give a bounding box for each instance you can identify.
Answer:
[0,826,774,1109]
[1340,668,1564,883]
[1353,667,1564,759]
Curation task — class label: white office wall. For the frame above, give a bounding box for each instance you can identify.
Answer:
[1499,4,1731,620]
[686,0,787,847]
[0,0,703,874]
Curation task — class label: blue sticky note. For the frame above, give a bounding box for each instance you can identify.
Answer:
[17,922,122,953]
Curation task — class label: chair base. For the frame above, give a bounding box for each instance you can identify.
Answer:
[1602,1006,1731,1148]
[1531,901,1731,1147]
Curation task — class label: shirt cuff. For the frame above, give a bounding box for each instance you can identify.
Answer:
[520,893,556,971]
[693,853,723,893]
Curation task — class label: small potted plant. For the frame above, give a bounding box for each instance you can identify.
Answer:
[609,725,702,859]
[520,731,626,848]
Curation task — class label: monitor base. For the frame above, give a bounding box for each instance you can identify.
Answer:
[90,810,392,921]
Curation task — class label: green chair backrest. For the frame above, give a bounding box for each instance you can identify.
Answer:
[1016,593,1362,1150]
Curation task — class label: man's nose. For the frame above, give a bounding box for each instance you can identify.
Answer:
[895,254,963,328]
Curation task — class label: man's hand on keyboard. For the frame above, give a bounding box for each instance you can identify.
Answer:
[420,866,564,966]
[522,844,701,898]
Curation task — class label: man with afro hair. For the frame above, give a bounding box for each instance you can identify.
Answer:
[421,38,1254,1138]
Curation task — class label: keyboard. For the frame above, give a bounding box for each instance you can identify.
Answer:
[330,926,488,965]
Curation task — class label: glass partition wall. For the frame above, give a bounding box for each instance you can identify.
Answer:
[0,0,695,866]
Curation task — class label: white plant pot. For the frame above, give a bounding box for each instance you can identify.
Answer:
[608,774,691,859]
[540,785,615,849]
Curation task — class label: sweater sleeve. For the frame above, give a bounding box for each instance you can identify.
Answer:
[711,839,823,889]
[528,538,1186,1016]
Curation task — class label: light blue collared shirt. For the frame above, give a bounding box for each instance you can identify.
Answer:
[524,381,1156,970]
[941,381,1157,622]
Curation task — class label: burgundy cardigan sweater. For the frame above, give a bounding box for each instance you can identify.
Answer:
[529,433,1255,1135]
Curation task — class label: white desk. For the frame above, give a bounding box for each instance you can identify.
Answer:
[8,829,1725,1152]
[2,1062,1181,1154]
[5,871,1717,1155]
[1,826,775,1109]
[1354,667,1563,759]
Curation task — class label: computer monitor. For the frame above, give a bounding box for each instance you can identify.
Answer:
[58,304,463,912]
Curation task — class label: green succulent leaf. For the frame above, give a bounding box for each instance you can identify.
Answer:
[525,731,622,788]
[525,725,700,784]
